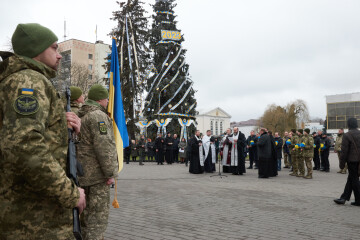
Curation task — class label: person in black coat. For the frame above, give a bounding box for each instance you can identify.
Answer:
[146,138,155,161]
[268,131,278,177]
[257,128,275,178]
[172,134,180,163]
[274,132,283,171]
[165,132,174,164]
[320,133,331,172]
[124,139,131,164]
[233,127,247,175]
[313,132,321,170]
[155,133,165,165]
[189,130,204,174]
[334,118,360,206]
[246,130,258,169]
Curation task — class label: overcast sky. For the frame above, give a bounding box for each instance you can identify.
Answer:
[2,0,360,121]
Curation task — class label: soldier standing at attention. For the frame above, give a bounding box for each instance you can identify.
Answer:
[335,128,347,174]
[289,129,300,176]
[282,131,291,168]
[297,129,306,177]
[70,86,85,115]
[77,84,118,240]
[303,128,314,179]
[0,23,86,239]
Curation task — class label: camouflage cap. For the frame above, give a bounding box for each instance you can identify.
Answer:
[304,128,310,134]
[88,84,109,101]
[12,23,58,58]
[298,129,303,134]
[291,129,296,134]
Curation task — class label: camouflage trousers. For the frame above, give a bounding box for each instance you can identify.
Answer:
[283,153,290,167]
[292,155,298,173]
[297,156,305,175]
[304,157,313,176]
[337,152,348,172]
[81,182,110,240]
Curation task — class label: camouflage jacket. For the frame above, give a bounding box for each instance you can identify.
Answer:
[334,134,343,152]
[290,135,300,156]
[302,134,314,158]
[70,101,81,116]
[0,52,79,239]
[297,134,304,157]
[77,100,118,186]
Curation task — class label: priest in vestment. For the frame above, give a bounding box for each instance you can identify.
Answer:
[222,128,246,175]
[203,130,216,173]
[189,130,204,174]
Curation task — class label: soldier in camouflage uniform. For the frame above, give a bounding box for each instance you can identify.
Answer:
[302,128,314,179]
[70,86,84,116]
[0,23,86,240]
[77,84,118,240]
[296,129,306,177]
[335,128,347,174]
[289,129,300,176]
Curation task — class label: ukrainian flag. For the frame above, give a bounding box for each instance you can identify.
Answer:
[108,37,129,173]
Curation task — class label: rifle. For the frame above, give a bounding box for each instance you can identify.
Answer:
[66,87,83,240]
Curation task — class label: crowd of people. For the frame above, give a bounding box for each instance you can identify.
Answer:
[2,22,359,240]
[125,127,339,179]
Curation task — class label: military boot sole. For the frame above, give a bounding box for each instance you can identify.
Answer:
[303,175,312,179]
[296,174,305,177]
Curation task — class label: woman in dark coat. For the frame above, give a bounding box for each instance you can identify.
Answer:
[131,139,138,162]
[146,138,155,161]
[178,138,187,163]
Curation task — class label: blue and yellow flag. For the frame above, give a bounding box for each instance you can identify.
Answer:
[108,37,129,173]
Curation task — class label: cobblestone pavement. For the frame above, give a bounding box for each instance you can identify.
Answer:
[105,153,360,240]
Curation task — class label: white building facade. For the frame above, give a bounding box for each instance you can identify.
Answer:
[196,108,231,136]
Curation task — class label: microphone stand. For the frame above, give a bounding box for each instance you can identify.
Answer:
[211,150,227,178]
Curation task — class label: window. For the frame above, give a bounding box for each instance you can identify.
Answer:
[88,64,92,70]
[210,120,213,132]
[215,121,218,135]
[61,50,71,62]
[220,122,223,134]
[327,101,360,129]
[88,74,92,80]
[88,54,93,60]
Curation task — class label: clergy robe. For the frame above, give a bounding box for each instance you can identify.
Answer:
[202,135,216,173]
[189,136,204,174]
[165,136,174,164]
[257,132,274,178]
[222,132,246,174]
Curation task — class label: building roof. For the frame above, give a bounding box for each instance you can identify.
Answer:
[58,38,110,46]
[326,92,360,104]
[196,107,232,118]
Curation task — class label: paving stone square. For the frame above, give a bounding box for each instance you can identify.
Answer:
[105,153,360,240]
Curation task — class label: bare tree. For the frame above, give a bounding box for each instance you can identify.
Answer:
[53,62,104,97]
[259,99,310,133]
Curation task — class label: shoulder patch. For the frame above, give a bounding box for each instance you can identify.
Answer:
[98,121,107,135]
[13,95,39,115]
